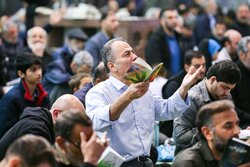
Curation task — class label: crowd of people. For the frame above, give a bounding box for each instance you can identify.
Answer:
[0,0,250,167]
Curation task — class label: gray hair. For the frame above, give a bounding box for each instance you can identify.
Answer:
[101,37,127,73]
[73,51,94,67]
[237,36,250,55]
[27,26,47,38]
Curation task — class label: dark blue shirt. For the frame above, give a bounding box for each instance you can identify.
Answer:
[166,35,181,75]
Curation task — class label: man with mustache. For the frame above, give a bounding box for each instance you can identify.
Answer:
[172,100,250,167]
[23,26,53,74]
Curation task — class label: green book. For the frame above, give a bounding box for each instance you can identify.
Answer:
[123,57,163,83]
[98,146,125,167]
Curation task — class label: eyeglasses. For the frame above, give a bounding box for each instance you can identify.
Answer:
[66,138,81,149]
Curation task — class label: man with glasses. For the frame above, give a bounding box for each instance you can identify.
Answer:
[231,36,250,128]
[161,50,206,137]
[173,60,241,155]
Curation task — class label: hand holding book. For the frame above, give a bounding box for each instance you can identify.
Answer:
[123,57,163,83]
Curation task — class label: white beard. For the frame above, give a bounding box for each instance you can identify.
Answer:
[28,42,46,52]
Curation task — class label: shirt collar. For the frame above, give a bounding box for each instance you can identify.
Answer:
[200,140,218,162]
[109,76,128,92]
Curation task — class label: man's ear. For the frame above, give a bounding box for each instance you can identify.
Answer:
[51,109,61,120]
[9,156,22,167]
[239,52,245,62]
[107,62,117,72]
[17,70,24,78]
[201,126,213,141]
[210,76,216,84]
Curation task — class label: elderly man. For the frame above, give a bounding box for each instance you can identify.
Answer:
[44,50,94,103]
[0,20,24,85]
[24,26,54,74]
[172,100,250,167]
[230,4,250,37]
[213,29,242,63]
[85,37,203,166]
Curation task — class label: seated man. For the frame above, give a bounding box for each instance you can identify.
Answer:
[24,26,54,74]
[54,109,108,167]
[172,100,250,167]
[0,134,57,167]
[85,37,203,166]
[0,53,50,138]
[52,28,88,60]
[173,60,241,155]
[47,50,94,103]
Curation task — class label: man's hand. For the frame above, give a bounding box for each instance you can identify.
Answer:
[80,132,109,165]
[126,80,150,100]
[179,65,204,100]
[109,80,150,121]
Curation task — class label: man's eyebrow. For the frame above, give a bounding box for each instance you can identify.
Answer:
[121,49,134,55]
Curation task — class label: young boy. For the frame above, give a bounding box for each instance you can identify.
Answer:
[0,52,50,138]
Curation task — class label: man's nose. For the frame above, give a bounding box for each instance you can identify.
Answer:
[234,126,240,137]
[131,53,138,61]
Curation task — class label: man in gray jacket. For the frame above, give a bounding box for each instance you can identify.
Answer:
[173,60,241,155]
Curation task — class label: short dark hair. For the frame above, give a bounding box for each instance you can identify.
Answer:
[159,6,177,19]
[69,73,91,92]
[16,52,42,73]
[100,10,115,21]
[196,100,235,140]
[93,62,108,83]
[184,50,203,65]
[5,134,56,167]
[206,60,241,84]
[54,110,92,140]
[101,37,127,73]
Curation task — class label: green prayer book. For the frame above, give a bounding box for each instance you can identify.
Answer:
[123,57,163,83]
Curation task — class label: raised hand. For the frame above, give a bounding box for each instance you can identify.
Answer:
[80,132,109,165]
[179,65,204,99]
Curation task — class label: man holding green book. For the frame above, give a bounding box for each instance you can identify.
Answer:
[85,38,203,167]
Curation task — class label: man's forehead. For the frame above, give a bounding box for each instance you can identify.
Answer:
[212,110,239,124]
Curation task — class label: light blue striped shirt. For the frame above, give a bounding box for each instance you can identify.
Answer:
[85,76,189,161]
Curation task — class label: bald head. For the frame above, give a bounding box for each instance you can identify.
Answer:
[50,94,85,122]
[224,29,242,57]
[224,29,242,41]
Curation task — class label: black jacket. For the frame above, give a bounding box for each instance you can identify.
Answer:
[231,60,250,128]
[145,26,184,77]
[0,107,54,160]
[230,20,250,37]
